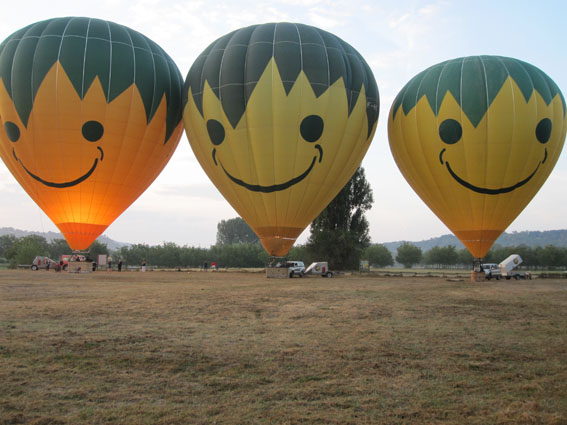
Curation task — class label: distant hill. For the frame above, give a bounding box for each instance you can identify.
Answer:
[382,229,567,253]
[0,227,128,251]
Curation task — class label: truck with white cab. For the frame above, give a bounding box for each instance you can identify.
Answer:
[483,254,531,280]
[287,261,306,278]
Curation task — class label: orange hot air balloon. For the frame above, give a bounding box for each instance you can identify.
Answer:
[0,17,184,250]
[389,56,566,259]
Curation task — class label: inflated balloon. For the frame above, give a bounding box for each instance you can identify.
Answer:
[0,17,184,250]
[389,56,566,258]
[183,23,379,256]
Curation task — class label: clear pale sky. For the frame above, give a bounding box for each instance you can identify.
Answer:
[1,0,566,247]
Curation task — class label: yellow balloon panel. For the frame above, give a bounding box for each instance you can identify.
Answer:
[184,23,379,256]
[389,56,566,258]
[185,61,375,255]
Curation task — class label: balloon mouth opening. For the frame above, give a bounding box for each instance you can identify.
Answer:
[214,145,322,193]
[12,146,104,188]
[260,236,297,257]
[256,226,303,257]
[57,222,109,251]
[454,229,502,259]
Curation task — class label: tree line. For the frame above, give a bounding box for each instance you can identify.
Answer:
[2,232,567,270]
[2,167,565,271]
[0,234,109,269]
[366,242,567,270]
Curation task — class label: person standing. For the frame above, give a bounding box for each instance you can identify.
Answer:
[107,256,113,271]
[141,259,146,272]
[118,258,123,272]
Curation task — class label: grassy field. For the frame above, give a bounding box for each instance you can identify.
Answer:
[1,270,566,424]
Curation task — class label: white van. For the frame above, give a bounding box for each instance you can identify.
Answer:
[31,256,57,270]
[286,261,305,278]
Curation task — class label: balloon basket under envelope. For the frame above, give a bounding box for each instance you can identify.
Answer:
[470,271,486,282]
[67,261,91,274]
[266,267,289,279]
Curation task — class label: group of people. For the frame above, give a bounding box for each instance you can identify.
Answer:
[202,261,216,270]
[104,256,124,272]
[94,257,147,272]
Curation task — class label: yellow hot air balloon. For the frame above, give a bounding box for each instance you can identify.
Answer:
[0,17,184,250]
[183,23,379,256]
[389,56,566,259]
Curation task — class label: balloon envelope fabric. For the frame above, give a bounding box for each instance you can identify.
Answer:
[388,56,566,258]
[0,17,184,250]
[183,22,379,256]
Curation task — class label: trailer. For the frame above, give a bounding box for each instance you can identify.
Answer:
[304,262,334,278]
[483,254,531,280]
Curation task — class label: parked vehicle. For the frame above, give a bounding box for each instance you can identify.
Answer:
[304,261,334,278]
[483,255,531,280]
[31,256,57,270]
[481,263,500,279]
[286,261,305,278]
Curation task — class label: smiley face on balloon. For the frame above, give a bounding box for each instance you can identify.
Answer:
[389,56,566,258]
[0,17,184,250]
[183,23,379,256]
[437,115,551,195]
[204,112,325,194]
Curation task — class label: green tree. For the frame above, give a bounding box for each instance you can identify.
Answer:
[210,243,268,268]
[395,242,422,268]
[512,245,537,268]
[364,244,394,267]
[288,244,310,264]
[118,244,151,267]
[538,245,566,269]
[9,235,49,267]
[306,167,373,270]
[88,240,109,261]
[48,238,71,260]
[216,217,259,245]
[457,248,474,266]
[423,245,458,268]
[179,246,209,268]
[0,234,16,258]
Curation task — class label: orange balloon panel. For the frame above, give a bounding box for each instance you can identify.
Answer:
[0,18,184,249]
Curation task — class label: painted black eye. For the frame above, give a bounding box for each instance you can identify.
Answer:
[82,121,104,142]
[439,119,462,144]
[536,118,552,144]
[4,121,20,142]
[207,119,225,146]
[300,115,324,143]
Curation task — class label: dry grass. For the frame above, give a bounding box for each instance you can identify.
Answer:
[1,270,566,424]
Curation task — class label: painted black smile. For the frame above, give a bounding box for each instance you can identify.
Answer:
[215,145,323,193]
[439,148,546,195]
[12,147,104,188]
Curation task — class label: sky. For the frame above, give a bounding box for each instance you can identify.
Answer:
[0,0,566,247]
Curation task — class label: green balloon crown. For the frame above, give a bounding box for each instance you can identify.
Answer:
[184,22,379,139]
[0,17,183,143]
[392,55,565,127]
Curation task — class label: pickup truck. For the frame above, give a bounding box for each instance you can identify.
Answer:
[482,255,531,280]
